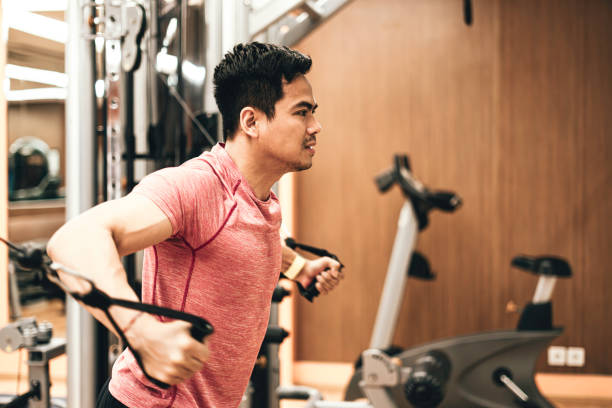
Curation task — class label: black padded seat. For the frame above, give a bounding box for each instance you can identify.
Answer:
[511,255,572,277]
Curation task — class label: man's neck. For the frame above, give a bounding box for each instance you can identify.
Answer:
[224,138,282,201]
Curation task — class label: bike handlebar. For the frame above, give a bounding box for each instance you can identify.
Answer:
[376,154,462,230]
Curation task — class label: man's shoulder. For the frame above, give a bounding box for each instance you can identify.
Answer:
[138,157,223,195]
[155,154,214,178]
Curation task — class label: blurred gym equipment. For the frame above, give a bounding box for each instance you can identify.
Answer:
[0,318,66,408]
[8,241,64,318]
[8,138,61,202]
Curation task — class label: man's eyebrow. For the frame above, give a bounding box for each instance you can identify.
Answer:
[292,101,318,111]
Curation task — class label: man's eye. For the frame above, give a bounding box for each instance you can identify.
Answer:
[296,110,307,116]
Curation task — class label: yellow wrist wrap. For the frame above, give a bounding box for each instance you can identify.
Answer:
[285,254,306,280]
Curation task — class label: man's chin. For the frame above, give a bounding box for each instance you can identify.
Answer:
[292,160,313,172]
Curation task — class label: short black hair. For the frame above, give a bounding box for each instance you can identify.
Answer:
[213,42,312,140]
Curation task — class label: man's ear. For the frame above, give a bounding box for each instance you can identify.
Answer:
[239,107,259,138]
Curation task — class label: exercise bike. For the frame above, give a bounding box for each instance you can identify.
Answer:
[279,154,571,408]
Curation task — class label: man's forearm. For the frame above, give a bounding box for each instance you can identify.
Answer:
[47,213,142,337]
[281,245,307,280]
[281,245,298,271]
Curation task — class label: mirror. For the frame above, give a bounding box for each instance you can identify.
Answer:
[2,0,67,400]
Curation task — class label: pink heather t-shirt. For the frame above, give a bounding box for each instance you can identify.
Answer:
[109,144,282,408]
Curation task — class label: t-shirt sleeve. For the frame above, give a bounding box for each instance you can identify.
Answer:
[130,166,227,246]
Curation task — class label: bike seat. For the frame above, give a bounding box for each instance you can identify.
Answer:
[511,255,572,277]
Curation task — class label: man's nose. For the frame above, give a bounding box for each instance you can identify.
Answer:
[308,117,322,135]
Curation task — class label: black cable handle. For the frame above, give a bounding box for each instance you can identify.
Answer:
[284,237,344,302]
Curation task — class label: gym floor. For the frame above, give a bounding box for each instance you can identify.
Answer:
[0,299,610,407]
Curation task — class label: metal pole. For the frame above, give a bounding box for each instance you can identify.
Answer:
[267,302,281,408]
[369,201,418,349]
[122,69,137,288]
[65,0,98,406]
[204,0,223,115]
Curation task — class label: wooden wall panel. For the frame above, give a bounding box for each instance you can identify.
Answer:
[293,0,502,362]
[579,0,612,375]
[496,0,612,374]
[292,0,612,374]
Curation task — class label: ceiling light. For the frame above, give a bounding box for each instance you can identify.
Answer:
[296,11,309,23]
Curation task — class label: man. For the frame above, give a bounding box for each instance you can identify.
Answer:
[47,42,343,407]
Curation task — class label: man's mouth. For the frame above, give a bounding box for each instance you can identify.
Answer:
[304,140,316,155]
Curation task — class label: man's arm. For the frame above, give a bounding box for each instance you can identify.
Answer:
[47,193,209,385]
[47,193,171,331]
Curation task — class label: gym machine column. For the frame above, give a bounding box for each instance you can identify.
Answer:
[65,1,97,406]
[66,1,145,405]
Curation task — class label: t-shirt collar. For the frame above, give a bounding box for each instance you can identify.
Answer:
[210,143,276,204]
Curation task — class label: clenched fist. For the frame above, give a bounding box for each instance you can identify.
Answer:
[126,313,210,385]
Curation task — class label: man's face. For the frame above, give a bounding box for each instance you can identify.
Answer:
[257,75,322,172]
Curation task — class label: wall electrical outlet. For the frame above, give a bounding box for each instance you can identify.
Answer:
[547,346,566,366]
[566,347,585,367]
